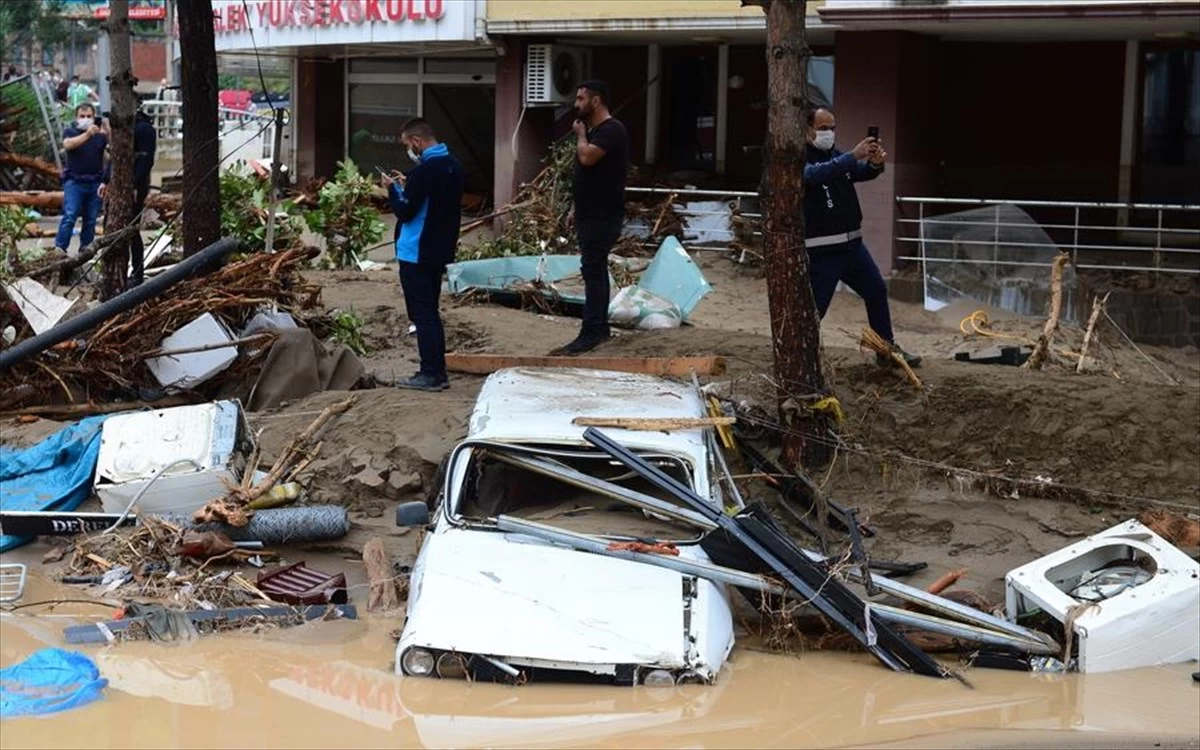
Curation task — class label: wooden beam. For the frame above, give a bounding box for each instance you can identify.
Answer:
[444,353,726,377]
[572,417,736,431]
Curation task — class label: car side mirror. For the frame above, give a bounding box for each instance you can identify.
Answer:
[395,500,431,528]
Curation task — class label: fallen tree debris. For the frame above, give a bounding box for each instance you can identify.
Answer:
[363,537,401,612]
[193,395,356,526]
[1076,291,1111,374]
[1025,252,1070,371]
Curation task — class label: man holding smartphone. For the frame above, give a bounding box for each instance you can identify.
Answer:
[802,106,921,368]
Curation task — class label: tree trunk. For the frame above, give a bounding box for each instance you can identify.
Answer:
[760,0,830,469]
[177,0,221,257]
[100,0,137,299]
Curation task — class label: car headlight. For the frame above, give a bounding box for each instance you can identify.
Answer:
[401,647,436,677]
[676,670,708,685]
[436,652,469,679]
[641,668,675,687]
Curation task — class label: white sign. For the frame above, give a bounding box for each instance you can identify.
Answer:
[212,0,479,52]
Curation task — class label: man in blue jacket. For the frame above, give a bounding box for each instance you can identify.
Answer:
[804,107,920,368]
[386,118,464,391]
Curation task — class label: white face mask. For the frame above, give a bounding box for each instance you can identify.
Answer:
[76,117,94,130]
[812,130,835,151]
[407,146,420,163]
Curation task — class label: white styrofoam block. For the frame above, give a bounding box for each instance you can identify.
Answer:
[144,313,237,389]
[95,400,250,516]
[3,277,87,335]
[1005,519,1200,673]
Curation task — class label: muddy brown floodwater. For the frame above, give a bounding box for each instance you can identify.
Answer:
[2,575,1197,750]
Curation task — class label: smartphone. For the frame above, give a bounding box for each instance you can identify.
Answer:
[867,125,880,140]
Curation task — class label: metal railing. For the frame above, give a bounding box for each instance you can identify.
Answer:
[141,99,276,165]
[895,196,1200,277]
[624,186,760,255]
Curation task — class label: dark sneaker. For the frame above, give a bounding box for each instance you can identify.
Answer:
[876,342,922,369]
[396,373,449,392]
[553,333,609,356]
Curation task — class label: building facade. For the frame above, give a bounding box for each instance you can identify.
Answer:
[208,0,1199,272]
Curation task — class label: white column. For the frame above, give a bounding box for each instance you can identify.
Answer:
[1117,39,1139,221]
[645,44,660,165]
[716,43,729,175]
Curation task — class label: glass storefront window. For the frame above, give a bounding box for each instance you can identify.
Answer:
[349,58,419,74]
[348,83,419,174]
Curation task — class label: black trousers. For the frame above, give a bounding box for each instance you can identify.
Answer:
[576,218,622,339]
[128,182,150,287]
[399,261,447,380]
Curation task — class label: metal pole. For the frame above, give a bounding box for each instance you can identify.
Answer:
[918,200,929,309]
[495,515,787,596]
[870,604,1057,655]
[1072,206,1080,268]
[263,108,285,253]
[1155,208,1163,272]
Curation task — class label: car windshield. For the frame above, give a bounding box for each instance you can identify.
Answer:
[451,446,706,542]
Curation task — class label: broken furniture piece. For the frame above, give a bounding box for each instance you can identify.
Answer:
[257,562,348,606]
[1005,518,1200,673]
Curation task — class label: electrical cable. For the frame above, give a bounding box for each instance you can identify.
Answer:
[102,457,202,534]
[240,0,279,116]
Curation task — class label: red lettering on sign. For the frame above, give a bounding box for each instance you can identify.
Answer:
[346,0,363,23]
[285,0,298,26]
[364,0,382,21]
[257,1,271,25]
[385,0,406,21]
[298,0,312,26]
[426,0,444,20]
[328,0,344,23]
[213,8,225,32]
[408,0,422,20]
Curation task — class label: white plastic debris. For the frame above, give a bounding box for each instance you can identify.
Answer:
[2,277,87,336]
[1005,518,1200,673]
[144,313,238,389]
[608,286,682,330]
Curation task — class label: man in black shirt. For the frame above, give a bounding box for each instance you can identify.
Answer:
[558,79,628,355]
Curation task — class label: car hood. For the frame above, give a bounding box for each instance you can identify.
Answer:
[402,527,690,668]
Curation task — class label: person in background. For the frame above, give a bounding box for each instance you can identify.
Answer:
[55,103,109,255]
[55,72,70,103]
[557,79,628,355]
[2,65,19,82]
[385,117,464,392]
[100,106,157,287]
[803,106,921,368]
[67,75,98,109]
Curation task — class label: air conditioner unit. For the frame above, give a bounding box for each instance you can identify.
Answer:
[524,44,589,107]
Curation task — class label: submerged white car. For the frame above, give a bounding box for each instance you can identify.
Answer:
[394,367,738,686]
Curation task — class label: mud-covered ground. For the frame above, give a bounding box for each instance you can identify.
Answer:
[226,252,1200,600]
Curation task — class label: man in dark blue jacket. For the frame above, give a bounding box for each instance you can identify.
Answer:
[386,118,464,391]
[55,103,108,255]
[804,107,920,368]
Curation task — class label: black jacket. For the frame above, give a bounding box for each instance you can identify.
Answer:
[388,143,464,268]
[803,147,884,245]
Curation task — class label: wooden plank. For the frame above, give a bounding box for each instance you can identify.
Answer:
[572,416,736,431]
[444,354,726,377]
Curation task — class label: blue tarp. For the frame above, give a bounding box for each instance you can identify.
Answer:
[0,416,106,553]
[638,236,713,321]
[0,648,107,717]
[445,255,611,305]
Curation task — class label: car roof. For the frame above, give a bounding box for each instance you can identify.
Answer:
[468,367,709,464]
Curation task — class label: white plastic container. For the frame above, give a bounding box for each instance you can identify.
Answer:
[94,400,252,516]
[1005,519,1200,673]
